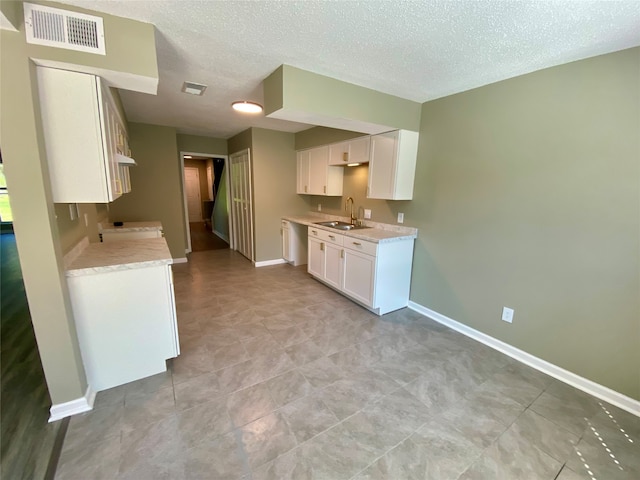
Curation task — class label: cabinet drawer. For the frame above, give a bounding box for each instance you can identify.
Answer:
[344,237,377,256]
[307,227,344,246]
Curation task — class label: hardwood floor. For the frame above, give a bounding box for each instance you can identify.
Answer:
[1,232,62,479]
[189,221,229,252]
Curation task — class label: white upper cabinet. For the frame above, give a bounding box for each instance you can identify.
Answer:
[367,130,419,200]
[297,146,343,196]
[328,136,370,165]
[37,67,134,203]
[296,150,311,194]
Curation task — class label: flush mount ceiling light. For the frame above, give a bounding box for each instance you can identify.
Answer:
[231,101,263,114]
[181,81,207,96]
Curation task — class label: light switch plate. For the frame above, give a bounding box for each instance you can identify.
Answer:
[397,212,404,223]
[364,209,371,219]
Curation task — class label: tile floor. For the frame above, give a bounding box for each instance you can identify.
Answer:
[55,249,640,479]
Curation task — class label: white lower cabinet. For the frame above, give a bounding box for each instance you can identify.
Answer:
[67,264,179,392]
[342,248,375,307]
[307,227,414,315]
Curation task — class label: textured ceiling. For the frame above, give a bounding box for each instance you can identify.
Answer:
[61,1,640,139]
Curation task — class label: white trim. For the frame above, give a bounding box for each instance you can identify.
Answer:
[49,385,95,422]
[254,259,286,267]
[408,301,640,418]
[172,257,188,264]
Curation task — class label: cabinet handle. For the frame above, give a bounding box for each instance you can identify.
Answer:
[323,186,327,194]
[340,249,344,258]
[352,242,362,246]
[320,242,325,251]
[328,235,335,240]
[305,185,308,193]
[311,230,317,235]
[343,152,348,162]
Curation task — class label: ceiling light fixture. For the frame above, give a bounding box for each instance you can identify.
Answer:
[347,163,361,167]
[181,81,207,96]
[232,101,263,114]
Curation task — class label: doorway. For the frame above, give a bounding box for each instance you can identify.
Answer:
[180,152,231,254]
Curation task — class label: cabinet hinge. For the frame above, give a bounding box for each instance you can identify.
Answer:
[343,152,348,162]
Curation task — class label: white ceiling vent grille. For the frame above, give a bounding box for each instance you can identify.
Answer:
[23,3,105,55]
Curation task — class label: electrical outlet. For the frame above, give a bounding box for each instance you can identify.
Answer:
[502,307,514,323]
[84,213,89,227]
[317,203,322,212]
[397,212,404,223]
[364,209,371,219]
[69,203,78,221]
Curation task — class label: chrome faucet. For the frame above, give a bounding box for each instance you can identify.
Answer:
[345,196,356,225]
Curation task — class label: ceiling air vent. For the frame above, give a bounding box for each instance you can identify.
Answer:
[23,3,105,55]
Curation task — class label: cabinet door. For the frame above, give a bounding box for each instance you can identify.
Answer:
[343,248,376,307]
[368,131,398,200]
[308,237,325,278]
[328,141,349,165]
[308,146,329,195]
[324,243,343,290]
[297,151,310,194]
[349,137,371,164]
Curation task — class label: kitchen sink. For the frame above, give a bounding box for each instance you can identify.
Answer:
[314,221,370,230]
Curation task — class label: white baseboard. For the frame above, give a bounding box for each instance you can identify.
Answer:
[254,258,287,268]
[173,257,188,264]
[49,385,95,422]
[212,229,229,244]
[408,301,640,418]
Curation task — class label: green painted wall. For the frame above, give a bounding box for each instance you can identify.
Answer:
[55,203,107,253]
[0,1,157,405]
[406,48,639,400]
[265,65,422,132]
[251,128,309,262]
[177,134,228,155]
[227,128,252,155]
[108,123,186,258]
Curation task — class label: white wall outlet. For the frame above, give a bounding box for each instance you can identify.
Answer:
[397,212,404,223]
[364,209,371,219]
[317,203,322,212]
[502,307,514,323]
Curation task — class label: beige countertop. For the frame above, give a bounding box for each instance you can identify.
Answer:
[99,221,163,232]
[282,213,418,243]
[65,237,173,277]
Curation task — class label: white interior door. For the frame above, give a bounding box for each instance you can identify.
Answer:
[185,167,202,222]
[229,149,254,261]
